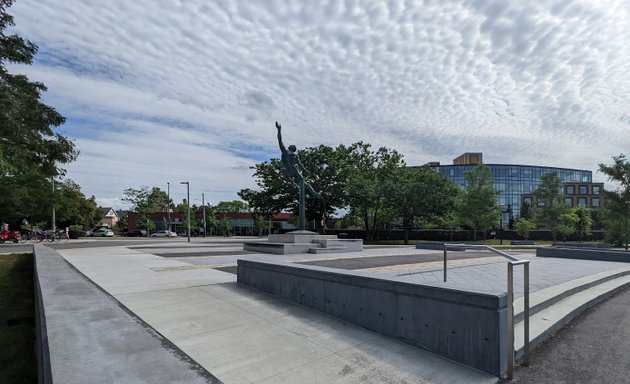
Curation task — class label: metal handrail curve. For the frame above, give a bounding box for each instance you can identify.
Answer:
[442,243,529,380]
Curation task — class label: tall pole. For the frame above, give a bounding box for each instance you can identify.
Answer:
[51,177,56,233]
[299,177,305,231]
[181,182,190,243]
[167,182,171,235]
[202,193,206,238]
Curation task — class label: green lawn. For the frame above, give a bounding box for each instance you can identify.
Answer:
[0,253,36,384]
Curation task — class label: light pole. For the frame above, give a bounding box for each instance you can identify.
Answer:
[180,182,190,243]
[202,193,207,238]
[51,177,56,233]
[500,205,512,246]
[167,182,171,235]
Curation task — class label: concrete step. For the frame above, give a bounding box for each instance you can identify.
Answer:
[513,273,630,360]
[308,246,349,254]
[514,268,630,323]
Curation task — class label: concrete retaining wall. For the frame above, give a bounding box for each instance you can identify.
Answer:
[237,259,508,376]
[537,247,630,262]
[415,242,466,251]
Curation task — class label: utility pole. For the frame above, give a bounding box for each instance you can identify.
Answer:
[202,193,207,238]
[180,182,190,243]
[167,182,171,236]
[51,177,56,233]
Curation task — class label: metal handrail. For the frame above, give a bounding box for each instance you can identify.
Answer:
[443,243,529,380]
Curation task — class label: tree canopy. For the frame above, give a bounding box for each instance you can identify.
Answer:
[0,0,76,176]
[454,165,500,241]
[0,1,78,228]
[599,154,630,249]
[386,166,459,244]
[532,172,568,244]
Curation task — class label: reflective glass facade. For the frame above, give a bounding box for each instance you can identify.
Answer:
[432,164,592,218]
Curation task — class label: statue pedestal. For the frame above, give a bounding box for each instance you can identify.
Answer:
[243,231,363,255]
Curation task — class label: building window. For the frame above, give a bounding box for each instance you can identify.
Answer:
[579,185,588,194]
[591,198,600,207]
[537,200,545,207]
[565,198,573,207]
[577,197,587,206]
[592,186,600,195]
[566,185,574,194]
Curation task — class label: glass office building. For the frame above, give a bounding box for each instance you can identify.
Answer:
[430,161,592,219]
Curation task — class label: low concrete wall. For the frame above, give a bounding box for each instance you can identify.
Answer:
[33,245,219,384]
[510,240,535,245]
[415,242,466,251]
[553,242,611,249]
[237,259,508,376]
[537,247,630,262]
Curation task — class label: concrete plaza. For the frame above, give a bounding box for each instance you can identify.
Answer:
[39,238,630,383]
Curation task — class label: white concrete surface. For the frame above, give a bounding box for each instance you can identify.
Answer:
[58,244,498,384]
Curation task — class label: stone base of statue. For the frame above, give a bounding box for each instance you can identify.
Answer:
[243,230,363,255]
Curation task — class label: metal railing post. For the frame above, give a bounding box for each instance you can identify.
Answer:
[524,262,530,366]
[441,244,530,379]
[443,245,447,282]
[507,262,514,380]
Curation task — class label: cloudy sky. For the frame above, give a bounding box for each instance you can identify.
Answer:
[8,0,630,209]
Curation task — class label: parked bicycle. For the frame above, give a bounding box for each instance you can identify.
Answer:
[44,229,69,242]
[21,229,46,242]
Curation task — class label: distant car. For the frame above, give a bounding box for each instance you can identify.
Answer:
[150,230,177,238]
[91,227,114,237]
[126,229,147,237]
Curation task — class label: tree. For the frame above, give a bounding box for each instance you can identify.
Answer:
[386,166,459,245]
[599,154,630,250]
[572,205,593,241]
[514,218,535,240]
[53,179,101,229]
[213,200,249,213]
[1,0,76,177]
[239,144,353,231]
[454,165,500,242]
[123,187,171,229]
[558,210,578,240]
[0,1,77,226]
[532,172,567,244]
[345,142,405,240]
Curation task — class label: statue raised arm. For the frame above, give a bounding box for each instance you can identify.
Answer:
[276,121,287,155]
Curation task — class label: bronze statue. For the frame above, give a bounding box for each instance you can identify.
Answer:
[276,121,321,199]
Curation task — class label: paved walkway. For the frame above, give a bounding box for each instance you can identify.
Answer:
[52,239,630,383]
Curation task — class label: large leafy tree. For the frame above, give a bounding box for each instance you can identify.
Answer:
[345,142,404,240]
[213,200,249,213]
[599,154,630,249]
[454,165,500,242]
[123,187,171,229]
[53,179,101,229]
[532,172,568,244]
[0,0,76,175]
[0,0,76,226]
[239,144,351,231]
[387,166,459,245]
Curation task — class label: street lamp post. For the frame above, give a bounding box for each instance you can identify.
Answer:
[51,177,56,233]
[202,193,207,238]
[167,182,171,235]
[500,205,512,246]
[180,182,190,243]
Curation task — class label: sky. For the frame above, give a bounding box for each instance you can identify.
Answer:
[8,0,630,209]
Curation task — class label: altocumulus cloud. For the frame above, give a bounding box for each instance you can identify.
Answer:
[7,0,630,208]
